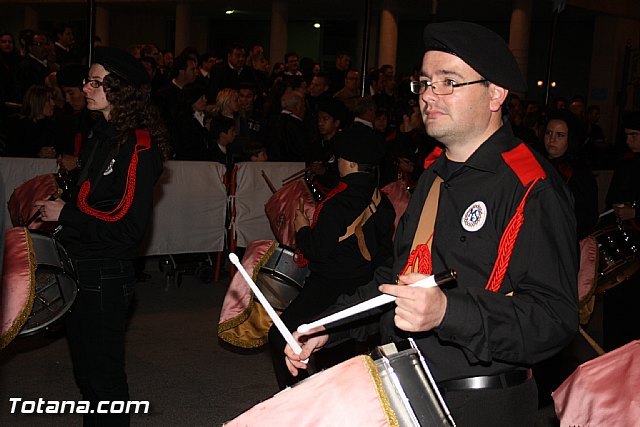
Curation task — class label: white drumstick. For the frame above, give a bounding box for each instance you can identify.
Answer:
[599,208,614,218]
[228,253,308,363]
[297,270,456,334]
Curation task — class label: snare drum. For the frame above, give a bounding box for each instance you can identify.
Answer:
[225,340,455,426]
[592,225,640,292]
[19,232,77,336]
[255,244,309,311]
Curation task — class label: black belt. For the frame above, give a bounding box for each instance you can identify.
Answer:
[438,369,532,392]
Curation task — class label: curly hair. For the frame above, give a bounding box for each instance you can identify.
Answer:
[102,73,171,159]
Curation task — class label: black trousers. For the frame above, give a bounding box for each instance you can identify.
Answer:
[442,377,538,427]
[66,258,135,427]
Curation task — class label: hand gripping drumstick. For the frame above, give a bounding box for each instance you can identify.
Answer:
[297,269,457,334]
[228,253,308,363]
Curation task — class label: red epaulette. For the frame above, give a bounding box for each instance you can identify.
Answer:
[501,142,546,185]
[423,146,443,169]
[623,151,635,160]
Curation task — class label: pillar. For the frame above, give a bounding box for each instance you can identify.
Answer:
[175,1,191,55]
[508,0,533,91]
[269,0,288,68]
[24,6,38,31]
[378,0,398,69]
[96,5,110,46]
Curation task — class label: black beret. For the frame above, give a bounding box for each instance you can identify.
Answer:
[317,98,348,123]
[423,21,527,92]
[622,111,640,131]
[334,124,384,165]
[57,64,87,88]
[93,46,149,87]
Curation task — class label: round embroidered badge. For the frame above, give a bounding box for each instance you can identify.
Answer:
[461,201,487,232]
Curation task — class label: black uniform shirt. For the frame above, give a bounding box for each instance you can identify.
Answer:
[58,117,163,260]
[328,124,579,382]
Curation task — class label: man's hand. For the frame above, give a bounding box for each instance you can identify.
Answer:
[378,273,447,332]
[613,204,636,222]
[57,154,78,171]
[284,327,328,376]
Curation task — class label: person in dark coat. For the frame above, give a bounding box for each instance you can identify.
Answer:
[4,84,58,158]
[268,124,396,389]
[36,46,169,426]
[285,21,578,427]
[171,82,212,160]
[543,109,599,239]
[602,111,640,351]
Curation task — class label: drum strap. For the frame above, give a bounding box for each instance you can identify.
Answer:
[338,188,382,261]
[401,175,442,276]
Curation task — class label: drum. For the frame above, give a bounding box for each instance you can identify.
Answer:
[592,224,640,293]
[373,340,454,426]
[19,232,77,336]
[255,244,308,311]
[265,177,317,247]
[225,339,455,426]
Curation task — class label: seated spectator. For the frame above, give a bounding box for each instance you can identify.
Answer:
[52,23,79,65]
[15,31,53,100]
[210,115,236,167]
[54,63,93,169]
[266,90,310,162]
[232,83,264,161]
[153,54,198,130]
[172,82,212,161]
[543,110,598,239]
[1,31,20,102]
[244,140,268,162]
[5,84,59,158]
[308,98,348,192]
[211,44,253,93]
[334,70,361,112]
[283,52,302,76]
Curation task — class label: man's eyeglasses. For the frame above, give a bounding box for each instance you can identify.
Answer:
[410,79,488,95]
[83,78,104,88]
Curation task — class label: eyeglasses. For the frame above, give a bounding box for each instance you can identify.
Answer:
[82,78,104,88]
[410,79,488,95]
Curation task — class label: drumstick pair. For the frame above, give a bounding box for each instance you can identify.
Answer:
[297,269,457,334]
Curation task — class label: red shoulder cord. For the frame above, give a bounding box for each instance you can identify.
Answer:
[399,143,546,294]
[294,181,348,267]
[486,143,546,292]
[77,129,151,222]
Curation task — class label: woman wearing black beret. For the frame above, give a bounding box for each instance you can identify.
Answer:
[36,46,169,426]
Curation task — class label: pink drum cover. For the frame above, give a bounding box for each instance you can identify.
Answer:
[381,179,411,233]
[7,173,61,232]
[264,178,316,247]
[218,240,277,348]
[552,340,640,426]
[224,355,398,427]
[577,236,598,324]
[1,227,37,349]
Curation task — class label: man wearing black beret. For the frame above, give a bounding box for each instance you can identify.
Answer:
[285,21,578,426]
[268,125,396,389]
[36,46,169,426]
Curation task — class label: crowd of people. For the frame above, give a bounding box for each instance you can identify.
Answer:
[2,20,640,426]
